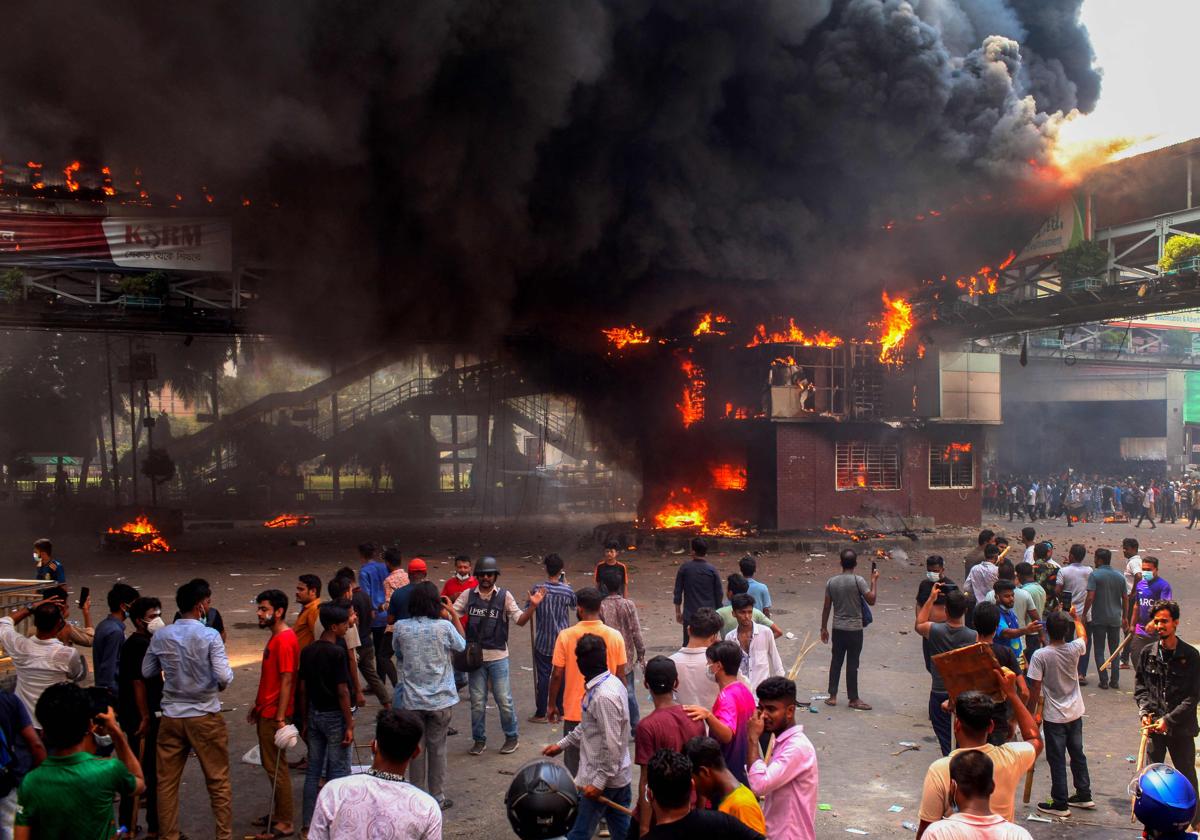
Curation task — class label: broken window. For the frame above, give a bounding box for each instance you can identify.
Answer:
[929,443,974,489]
[835,442,901,490]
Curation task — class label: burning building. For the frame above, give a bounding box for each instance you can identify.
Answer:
[614,311,998,533]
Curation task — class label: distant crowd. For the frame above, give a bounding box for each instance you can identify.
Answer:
[984,474,1200,528]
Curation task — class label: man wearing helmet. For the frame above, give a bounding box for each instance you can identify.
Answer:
[453,556,522,756]
[1135,600,1200,814]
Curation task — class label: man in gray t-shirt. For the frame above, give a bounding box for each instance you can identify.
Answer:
[1084,548,1128,690]
[820,549,879,710]
[916,585,976,755]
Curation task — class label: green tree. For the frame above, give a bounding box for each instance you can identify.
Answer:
[1159,234,1200,272]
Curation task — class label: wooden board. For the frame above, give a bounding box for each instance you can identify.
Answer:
[932,642,1003,703]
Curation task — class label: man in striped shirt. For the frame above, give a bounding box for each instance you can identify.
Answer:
[517,554,576,723]
[543,633,632,840]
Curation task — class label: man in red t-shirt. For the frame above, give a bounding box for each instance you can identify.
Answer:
[441,555,478,604]
[635,656,706,836]
[251,589,300,837]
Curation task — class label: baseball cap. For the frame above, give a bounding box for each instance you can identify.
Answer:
[408,558,427,572]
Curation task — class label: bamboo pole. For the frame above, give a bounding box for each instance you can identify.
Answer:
[1021,696,1045,804]
[1098,632,1133,672]
[1131,728,1151,822]
[763,636,820,764]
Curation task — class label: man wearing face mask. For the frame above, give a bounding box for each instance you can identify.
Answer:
[915,557,956,673]
[1128,557,1173,669]
[93,583,139,695]
[117,597,164,839]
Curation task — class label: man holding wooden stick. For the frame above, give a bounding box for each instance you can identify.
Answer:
[1134,599,1200,808]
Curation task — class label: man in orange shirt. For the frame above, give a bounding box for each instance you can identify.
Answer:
[547,586,626,775]
[293,575,321,649]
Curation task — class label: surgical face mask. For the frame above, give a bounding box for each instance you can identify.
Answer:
[199,613,208,627]
[455,571,471,581]
[705,667,718,683]
[93,732,113,750]
[1143,571,1155,582]
[146,617,165,634]
[32,553,39,564]
[926,571,941,582]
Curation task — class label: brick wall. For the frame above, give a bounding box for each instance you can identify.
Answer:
[774,423,983,530]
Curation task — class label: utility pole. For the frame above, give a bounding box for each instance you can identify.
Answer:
[128,337,138,505]
[144,380,157,507]
[105,336,120,508]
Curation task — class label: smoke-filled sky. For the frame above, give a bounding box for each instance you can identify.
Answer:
[0,0,1104,358]
[1065,0,1200,155]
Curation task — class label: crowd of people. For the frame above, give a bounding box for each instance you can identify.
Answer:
[983,474,1200,528]
[0,525,1195,840]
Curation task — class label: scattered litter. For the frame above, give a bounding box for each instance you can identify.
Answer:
[818,804,832,811]
[520,666,534,671]
[1170,550,1188,554]
[498,769,515,776]
[846,829,869,835]
[1026,814,1053,823]
[785,631,797,640]
[888,805,904,813]
[901,821,917,831]
[892,742,920,756]
[671,548,686,554]
[229,573,242,576]
[1126,755,1137,762]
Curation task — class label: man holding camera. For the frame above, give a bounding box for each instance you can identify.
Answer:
[13,681,144,839]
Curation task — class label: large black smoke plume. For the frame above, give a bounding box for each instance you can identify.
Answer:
[0,1,1101,462]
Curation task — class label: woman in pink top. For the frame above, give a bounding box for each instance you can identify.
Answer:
[683,641,756,784]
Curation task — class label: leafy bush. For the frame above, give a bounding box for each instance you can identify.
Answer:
[1057,241,1108,279]
[1159,234,1200,272]
[0,269,24,301]
[118,272,170,298]
[141,448,177,485]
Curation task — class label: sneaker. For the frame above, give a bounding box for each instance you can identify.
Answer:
[1110,681,1120,690]
[1098,680,1108,690]
[1037,801,1070,817]
[527,715,549,724]
[469,741,486,756]
[1079,677,1088,686]
[439,799,454,811]
[598,820,610,838]
[1068,793,1096,809]
[848,699,873,711]
[500,736,519,754]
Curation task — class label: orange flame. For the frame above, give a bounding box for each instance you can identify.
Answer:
[602,325,651,350]
[693,312,730,336]
[652,488,742,535]
[63,161,81,192]
[722,402,751,420]
[264,513,314,528]
[27,161,43,190]
[940,442,972,462]
[106,516,172,552]
[747,319,844,348]
[710,463,747,491]
[100,165,115,196]
[876,292,913,363]
[677,356,706,427]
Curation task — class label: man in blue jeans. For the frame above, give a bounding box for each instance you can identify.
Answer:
[542,633,632,840]
[296,602,355,830]
[452,556,521,756]
[517,553,575,723]
[1026,608,1093,817]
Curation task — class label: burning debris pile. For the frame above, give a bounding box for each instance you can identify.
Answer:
[264,513,315,529]
[104,516,171,553]
[650,488,751,538]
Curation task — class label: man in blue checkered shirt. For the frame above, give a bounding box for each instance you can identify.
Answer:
[518,554,577,723]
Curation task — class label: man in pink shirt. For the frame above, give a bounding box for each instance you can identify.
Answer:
[922,750,1033,840]
[745,677,818,840]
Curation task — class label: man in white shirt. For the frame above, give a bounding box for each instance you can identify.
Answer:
[669,608,723,708]
[308,707,441,840]
[725,594,783,691]
[1120,537,1142,669]
[1020,527,1036,567]
[1056,544,1094,683]
[916,671,1041,837]
[922,750,1033,840]
[0,597,87,723]
[965,545,1001,604]
[1026,610,1092,816]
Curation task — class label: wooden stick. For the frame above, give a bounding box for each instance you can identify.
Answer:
[1099,632,1133,672]
[1131,728,1151,823]
[763,636,820,764]
[595,794,636,817]
[1022,696,1044,804]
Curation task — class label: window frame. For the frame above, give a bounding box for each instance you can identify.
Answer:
[928,442,975,490]
[834,441,902,491]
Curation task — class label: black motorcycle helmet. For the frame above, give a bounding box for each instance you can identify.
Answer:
[505,760,578,839]
[475,555,501,579]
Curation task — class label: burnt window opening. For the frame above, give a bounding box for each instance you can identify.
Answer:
[929,443,974,489]
[835,442,901,490]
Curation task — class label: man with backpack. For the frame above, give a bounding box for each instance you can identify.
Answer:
[452,556,521,756]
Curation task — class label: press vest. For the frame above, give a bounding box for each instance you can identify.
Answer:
[466,587,510,651]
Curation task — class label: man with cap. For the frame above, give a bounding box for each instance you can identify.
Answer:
[634,656,706,836]
[386,557,429,706]
[453,556,522,756]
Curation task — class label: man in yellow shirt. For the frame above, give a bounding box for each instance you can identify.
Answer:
[685,735,767,834]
